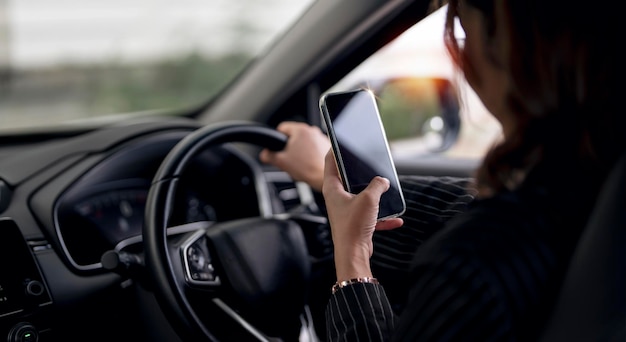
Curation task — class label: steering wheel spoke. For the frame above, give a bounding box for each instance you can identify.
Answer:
[180,229,222,287]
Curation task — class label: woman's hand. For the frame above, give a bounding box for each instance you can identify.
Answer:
[259,121,329,192]
[322,151,404,281]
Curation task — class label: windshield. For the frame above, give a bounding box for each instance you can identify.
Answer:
[0,0,315,132]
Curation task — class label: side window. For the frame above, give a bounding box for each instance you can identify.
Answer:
[330,6,501,162]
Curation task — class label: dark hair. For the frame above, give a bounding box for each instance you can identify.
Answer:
[441,0,625,194]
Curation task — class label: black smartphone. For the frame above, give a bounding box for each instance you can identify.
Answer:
[319,88,406,220]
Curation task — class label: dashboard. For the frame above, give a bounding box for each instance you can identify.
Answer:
[0,118,311,341]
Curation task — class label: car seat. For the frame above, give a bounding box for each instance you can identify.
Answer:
[540,151,626,341]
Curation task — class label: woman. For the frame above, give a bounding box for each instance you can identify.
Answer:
[324,0,625,339]
[263,0,625,340]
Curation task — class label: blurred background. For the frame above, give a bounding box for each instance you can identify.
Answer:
[0,0,314,128]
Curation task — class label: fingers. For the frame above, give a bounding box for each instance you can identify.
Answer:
[259,148,272,163]
[322,150,345,194]
[276,121,303,135]
[323,150,337,175]
[375,217,404,231]
[275,121,294,135]
[323,150,340,183]
[260,122,300,164]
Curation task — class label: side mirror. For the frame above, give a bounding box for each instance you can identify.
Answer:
[367,77,461,157]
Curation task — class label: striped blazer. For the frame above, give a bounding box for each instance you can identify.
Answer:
[325,174,587,341]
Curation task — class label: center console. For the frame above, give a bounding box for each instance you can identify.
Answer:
[0,218,52,342]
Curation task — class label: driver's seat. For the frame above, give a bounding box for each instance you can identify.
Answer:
[540,151,626,341]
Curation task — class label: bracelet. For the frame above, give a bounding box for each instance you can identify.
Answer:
[331,277,379,294]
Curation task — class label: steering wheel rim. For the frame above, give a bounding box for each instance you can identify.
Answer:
[143,121,308,341]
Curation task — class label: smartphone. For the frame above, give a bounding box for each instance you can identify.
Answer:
[319,88,406,220]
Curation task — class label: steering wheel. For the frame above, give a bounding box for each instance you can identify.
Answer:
[143,121,328,341]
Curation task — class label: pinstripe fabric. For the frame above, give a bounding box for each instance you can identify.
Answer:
[324,174,591,341]
[371,176,477,313]
[326,282,396,341]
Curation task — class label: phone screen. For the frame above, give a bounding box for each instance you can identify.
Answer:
[320,88,406,220]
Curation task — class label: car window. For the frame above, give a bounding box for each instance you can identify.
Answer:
[331,5,501,161]
[0,0,314,132]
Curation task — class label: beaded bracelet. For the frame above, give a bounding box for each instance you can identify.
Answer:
[331,277,379,294]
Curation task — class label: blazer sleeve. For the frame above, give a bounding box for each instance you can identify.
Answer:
[325,282,397,342]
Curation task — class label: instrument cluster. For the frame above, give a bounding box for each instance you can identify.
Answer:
[54,133,263,272]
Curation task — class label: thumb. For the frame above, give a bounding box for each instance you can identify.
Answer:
[365,176,390,197]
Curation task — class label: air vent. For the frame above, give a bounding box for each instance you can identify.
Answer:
[264,170,314,212]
